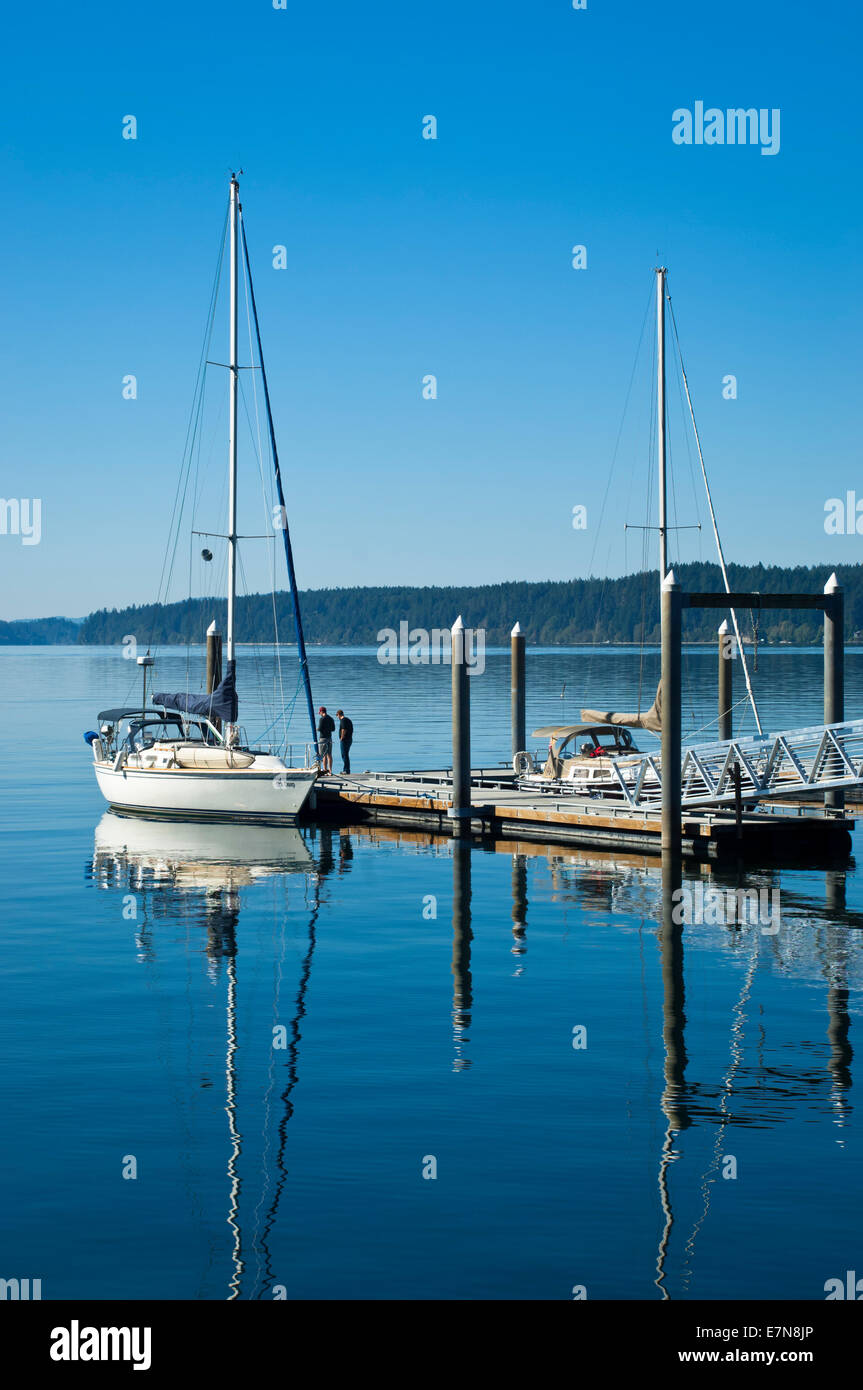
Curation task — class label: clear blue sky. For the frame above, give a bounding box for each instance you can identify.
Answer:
[1,0,861,620]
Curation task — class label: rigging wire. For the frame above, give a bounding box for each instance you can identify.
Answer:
[672,322,704,563]
[239,244,289,753]
[150,205,228,646]
[237,373,289,752]
[636,304,659,714]
[665,378,697,731]
[582,277,655,706]
[239,208,318,757]
[665,279,763,736]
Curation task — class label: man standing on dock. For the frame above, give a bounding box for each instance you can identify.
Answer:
[317,705,335,774]
[337,709,353,774]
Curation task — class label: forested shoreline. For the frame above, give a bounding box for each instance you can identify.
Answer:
[6,563,863,646]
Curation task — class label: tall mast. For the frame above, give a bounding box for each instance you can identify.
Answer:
[657,265,668,582]
[226,174,239,665]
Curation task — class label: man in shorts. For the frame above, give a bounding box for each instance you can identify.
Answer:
[317,705,335,773]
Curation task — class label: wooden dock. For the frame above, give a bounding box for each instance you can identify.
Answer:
[305,767,855,861]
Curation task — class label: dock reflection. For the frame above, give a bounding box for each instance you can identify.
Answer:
[339,822,861,1296]
[86,813,862,1300]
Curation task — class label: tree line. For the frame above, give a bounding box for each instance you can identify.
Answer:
[50,563,863,647]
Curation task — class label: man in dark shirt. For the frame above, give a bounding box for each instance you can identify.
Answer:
[317,705,335,773]
[336,709,353,774]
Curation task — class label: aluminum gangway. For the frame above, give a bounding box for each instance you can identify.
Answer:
[601,718,863,810]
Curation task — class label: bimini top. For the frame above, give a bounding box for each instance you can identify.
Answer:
[531,723,620,739]
[97,707,187,724]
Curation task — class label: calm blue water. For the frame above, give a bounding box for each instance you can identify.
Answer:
[2,645,862,1299]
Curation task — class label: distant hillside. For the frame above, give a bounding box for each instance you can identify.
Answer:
[0,616,81,645]
[71,563,863,647]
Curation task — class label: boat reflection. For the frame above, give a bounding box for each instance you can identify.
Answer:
[88,812,335,1300]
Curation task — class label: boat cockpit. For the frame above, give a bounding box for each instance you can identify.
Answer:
[87,708,226,762]
[527,723,641,781]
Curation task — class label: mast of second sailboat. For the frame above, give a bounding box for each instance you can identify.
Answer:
[656,265,668,583]
[226,174,240,664]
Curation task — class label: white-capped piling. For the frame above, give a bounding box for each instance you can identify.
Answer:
[450,616,471,835]
[718,619,733,742]
[206,619,223,695]
[661,570,682,860]
[511,622,526,759]
[137,653,154,721]
[824,572,845,811]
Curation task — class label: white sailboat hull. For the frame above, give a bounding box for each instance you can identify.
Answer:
[93,755,316,824]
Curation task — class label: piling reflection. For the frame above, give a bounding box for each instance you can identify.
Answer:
[511,853,527,968]
[451,838,473,1072]
[822,870,853,1117]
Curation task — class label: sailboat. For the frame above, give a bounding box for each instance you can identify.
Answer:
[86,175,318,823]
[515,266,762,796]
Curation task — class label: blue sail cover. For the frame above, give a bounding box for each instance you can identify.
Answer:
[154,660,238,723]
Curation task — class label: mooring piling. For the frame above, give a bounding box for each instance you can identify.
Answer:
[661,570,682,861]
[824,572,844,811]
[511,621,526,760]
[206,620,223,694]
[449,616,472,834]
[718,619,733,742]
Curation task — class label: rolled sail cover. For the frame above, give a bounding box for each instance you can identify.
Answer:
[155,659,238,723]
[581,681,661,734]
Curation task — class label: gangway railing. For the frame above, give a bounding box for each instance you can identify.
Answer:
[602,718,863,810]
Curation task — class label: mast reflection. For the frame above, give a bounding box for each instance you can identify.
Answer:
[654,853,689,1299]
[89,811,322,1300]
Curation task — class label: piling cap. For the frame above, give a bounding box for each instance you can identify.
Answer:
[661,568,678,590]
[452,615,465,632]
[824,571,841,593]
[207,619,218,636]
[511,622,523,636]
[718,619,729,634]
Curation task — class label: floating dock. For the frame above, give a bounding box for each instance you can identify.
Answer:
[305,767,855,861]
